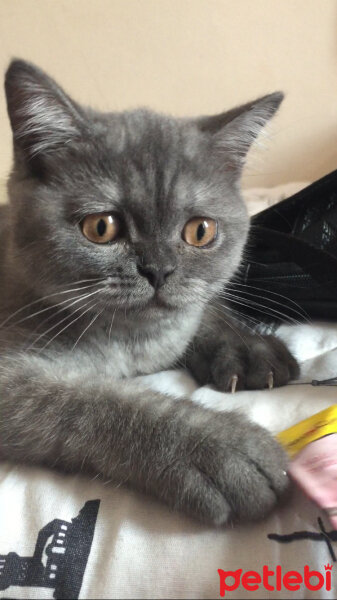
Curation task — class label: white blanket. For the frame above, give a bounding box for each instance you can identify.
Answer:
[2,183,337,600]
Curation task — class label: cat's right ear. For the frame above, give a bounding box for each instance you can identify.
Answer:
[5,59,86,174]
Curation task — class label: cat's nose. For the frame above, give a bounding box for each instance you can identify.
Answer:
[137,264,176,290]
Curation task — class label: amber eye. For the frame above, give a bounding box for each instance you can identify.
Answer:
[81,214,120,244]
[183,217,217,247]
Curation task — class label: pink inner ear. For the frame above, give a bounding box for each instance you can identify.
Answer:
[289,434,337,527]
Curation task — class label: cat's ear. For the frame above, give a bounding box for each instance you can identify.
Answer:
[5,59,86,173]
[196,92,284,173]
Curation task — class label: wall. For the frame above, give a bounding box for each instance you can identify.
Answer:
[0,0,336,193]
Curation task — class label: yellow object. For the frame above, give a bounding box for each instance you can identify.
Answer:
[278,404,337,458]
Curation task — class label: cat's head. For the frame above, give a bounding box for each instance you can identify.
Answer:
[4,59,282,321]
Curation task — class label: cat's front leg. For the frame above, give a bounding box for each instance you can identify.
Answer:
[186,325,299,392]
[0,351,289,524]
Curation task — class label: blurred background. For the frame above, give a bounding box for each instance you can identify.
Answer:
[0,0,336,190]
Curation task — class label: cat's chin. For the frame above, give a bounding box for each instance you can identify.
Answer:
[122,293,183,318]
[150,293,178,309]
[133,295,179,315]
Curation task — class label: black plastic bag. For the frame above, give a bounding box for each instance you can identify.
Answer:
[227,170,337,324]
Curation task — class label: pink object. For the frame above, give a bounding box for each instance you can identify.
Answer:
[289,435,337,528]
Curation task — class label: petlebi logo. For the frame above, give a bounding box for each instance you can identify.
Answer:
[218,563,333,596]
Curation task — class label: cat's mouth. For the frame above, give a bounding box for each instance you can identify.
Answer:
[104,285,188,313]
[133,287,183,312]
[148,293,177,311]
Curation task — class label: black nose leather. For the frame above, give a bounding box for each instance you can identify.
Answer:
[137,264,175,290]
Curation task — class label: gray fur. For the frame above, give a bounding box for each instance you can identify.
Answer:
[0,60,298,525]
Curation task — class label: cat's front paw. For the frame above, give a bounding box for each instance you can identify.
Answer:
[210,334,299,392]
[162,411,289,525]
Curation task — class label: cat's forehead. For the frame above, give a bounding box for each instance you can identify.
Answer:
[93,108,205,172]
[97,108,190,152]
[75,108,230,217]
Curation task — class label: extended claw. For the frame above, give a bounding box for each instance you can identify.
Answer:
[267,371,274,390]
[230,374,239,394]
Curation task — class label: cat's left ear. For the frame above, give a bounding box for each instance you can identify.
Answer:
[195,92,284,173]
[5,59,87,174]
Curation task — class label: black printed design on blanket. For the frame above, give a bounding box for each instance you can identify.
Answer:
[0,499,100,599]
[268,516,337,562]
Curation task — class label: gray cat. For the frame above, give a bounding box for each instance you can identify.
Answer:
[0,60,299,525]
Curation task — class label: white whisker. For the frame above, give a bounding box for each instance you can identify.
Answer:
[71,308,104,351]
[28,290,103,350]
[8,283,103,329]
[37,300,100,354]
[226,282,309,322]
[108,308,117,343]
[218,290,301,325]
[0,280,105,329]
[24,289,105,343]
